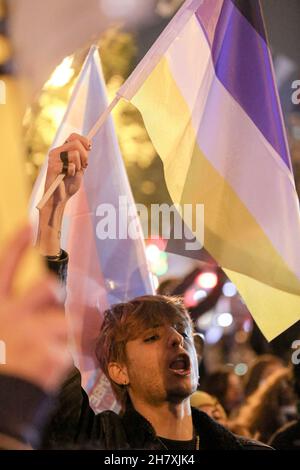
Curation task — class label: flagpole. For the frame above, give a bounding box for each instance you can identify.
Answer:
[36,95,121,210]
[87,95,120,139]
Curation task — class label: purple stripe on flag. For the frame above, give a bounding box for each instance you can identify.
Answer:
[231,0,267,43]
[196,0,291,171]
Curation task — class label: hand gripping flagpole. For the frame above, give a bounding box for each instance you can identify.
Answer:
[36,95,121,210]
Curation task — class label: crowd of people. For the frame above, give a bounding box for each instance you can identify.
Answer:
[0,134,300,451]
[194,357,300,448]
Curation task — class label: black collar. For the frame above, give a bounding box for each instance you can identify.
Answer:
[121,403,244,450]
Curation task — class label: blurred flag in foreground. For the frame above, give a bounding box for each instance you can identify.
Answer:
[8,0,106,99]
[7,0,161,101]
[30,47,154,412]
[0,4,43,292]
[118,0,300,340]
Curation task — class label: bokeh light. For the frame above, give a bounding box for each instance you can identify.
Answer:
[101,0,139,18]
[45,56,74,89]
[193,289,207,302]
[205,326,223,345]
[184,288,198,308]
[217,312,233,328]
[222,281,237,297]
[146,243,168,277]
[196,311,213,330]
[234,363,248,376]
[196,272,218,289]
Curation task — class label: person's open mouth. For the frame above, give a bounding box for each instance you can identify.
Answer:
[169,353,191,376]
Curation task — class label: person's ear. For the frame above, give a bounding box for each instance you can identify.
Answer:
[108,362,129,386]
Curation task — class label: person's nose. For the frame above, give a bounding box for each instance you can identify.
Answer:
[167,326,184,349]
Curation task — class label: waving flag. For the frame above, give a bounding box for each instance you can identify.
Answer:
[30,47,154,412]
[118,0,300,340]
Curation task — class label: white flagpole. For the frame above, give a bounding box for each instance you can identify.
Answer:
[36,95,121,210]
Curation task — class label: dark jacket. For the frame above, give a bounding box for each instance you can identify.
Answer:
[269,420,300,450]
[0,374,54,449]
[43,367,271,450]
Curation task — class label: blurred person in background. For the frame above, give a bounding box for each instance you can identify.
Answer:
[233,368,297,444]
[201,367,244,417]
[190,391,228,427]
[190,390,253,438]
[269,363,300,450]
[157,278,181,296]
[0,226,71,449]
[244,354,284,398]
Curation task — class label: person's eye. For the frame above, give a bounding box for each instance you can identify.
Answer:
[144,334,159,343]
[174,324,192,340]
[180,331,192,340]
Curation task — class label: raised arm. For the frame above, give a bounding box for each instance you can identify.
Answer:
[36,134,98,449]
[37,133,91,259]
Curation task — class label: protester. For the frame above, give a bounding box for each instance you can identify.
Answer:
[233,368,297,444]
[190,391,228,427]
[244,355,284,398]
[38,134,271,450]
[201,367,244,416]
[190,390,253,438]
[269,363,300,450]
[0,226,71,449]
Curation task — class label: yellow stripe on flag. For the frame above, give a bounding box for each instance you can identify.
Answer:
[132,57,300,340]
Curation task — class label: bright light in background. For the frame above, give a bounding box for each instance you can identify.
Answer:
[146,244,160,263]
[193,289,207,302]
[40,104,66,126]
[184,289,198,308]
[101,0,137,17]
[196,272,218,289]
[156,0,184,17]
[45,56,74,89]
[154,259,168,276]
[146,243,168,277]
[234,363,248,376]
[196,311,213,330]
[243,318,252,333]
[222,282,237,297]
[217,312,233,328]
[107,279,116,290]
[205,326,223,344]
[100,0,155,21]
[148,236,166,251]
